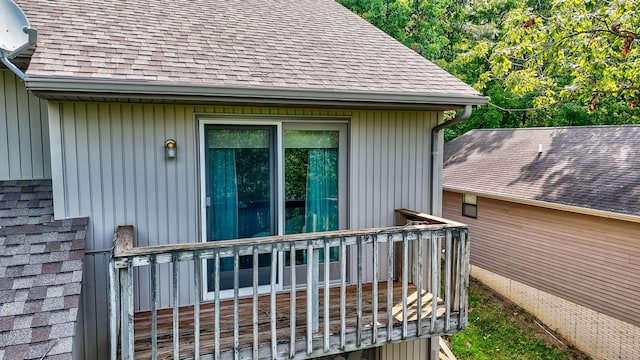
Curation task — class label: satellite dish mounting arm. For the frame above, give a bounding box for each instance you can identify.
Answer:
[0,26,37,80]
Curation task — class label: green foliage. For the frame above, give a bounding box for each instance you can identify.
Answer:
[480,0,640,109]
[337,0,452,59]
[339,0,640,140]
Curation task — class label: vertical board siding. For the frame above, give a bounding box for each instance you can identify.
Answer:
[350,111,437,285]
[51,102,440,360]
[349,110,436,227]
[0,70,51,180]
[351,110,438,360]
[443,191,640,327]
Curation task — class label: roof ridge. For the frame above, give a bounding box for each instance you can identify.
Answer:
[464,124,640,132]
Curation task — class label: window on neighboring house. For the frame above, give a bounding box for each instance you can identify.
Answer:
[462,193,477,218]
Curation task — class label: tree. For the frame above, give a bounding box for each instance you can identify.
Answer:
[337,0,451,59]
[340,0,640,140]
[478,0,640,111]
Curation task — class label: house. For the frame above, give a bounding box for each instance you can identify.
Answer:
[1,0,487,359]
[442,126,640,359]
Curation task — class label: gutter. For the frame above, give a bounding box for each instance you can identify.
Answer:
[24,75,489,109]
[430,105,473,215]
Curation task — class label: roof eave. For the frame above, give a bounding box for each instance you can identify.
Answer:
[24,76,488,110]
[443,186,640,224]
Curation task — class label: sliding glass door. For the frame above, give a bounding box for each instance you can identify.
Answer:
[201,120,347,298]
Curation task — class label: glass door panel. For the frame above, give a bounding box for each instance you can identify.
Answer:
[284,129,342,284]
[204,126,276,293]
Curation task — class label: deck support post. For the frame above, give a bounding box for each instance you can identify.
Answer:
[428,337,440,360]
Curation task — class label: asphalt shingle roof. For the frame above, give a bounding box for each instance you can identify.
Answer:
[15,0,481,98]
[0,180,87,360]
[443,126,640,217]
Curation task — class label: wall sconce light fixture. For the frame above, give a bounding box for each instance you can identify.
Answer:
[165,139,177,159]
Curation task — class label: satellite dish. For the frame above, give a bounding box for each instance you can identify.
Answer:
[0,0,37,79]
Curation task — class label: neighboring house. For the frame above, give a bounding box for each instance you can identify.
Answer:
[442,126,640,359]
[1,0,487,359]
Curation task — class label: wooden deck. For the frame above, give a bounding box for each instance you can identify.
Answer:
[130,282,445,359]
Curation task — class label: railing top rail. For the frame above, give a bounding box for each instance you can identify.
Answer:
[112,222,467,260]
[395,209,467,228]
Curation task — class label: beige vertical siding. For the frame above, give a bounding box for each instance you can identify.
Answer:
[0,70,50,180]
[48,101,440,359]
[442,190,640,327]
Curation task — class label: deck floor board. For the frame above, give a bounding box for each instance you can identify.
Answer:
[130,281,444,359]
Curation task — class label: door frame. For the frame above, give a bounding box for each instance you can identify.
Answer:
[198,115,349,300]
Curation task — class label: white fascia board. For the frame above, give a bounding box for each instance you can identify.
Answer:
[444,186,640,224]
[24,76,489,109]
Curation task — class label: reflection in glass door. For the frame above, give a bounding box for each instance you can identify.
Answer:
[285,130,339,261]
[204,126,276,293]
[283,128,345,285]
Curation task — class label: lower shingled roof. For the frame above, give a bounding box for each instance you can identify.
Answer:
[0,180,87,360]
[443,125,640,218]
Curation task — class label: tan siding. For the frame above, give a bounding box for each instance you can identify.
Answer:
[0,70,50,180]
[443,190,640,326]
[50,102,441,359]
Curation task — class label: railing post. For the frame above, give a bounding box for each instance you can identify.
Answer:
[108,256,118,360]
[457,231,465,330]
[111,226,135,360]
[270,245,278,359]
[356,235,363,346]
[214,251,221,360]
[416,231,423,336]
[462,229,471,328]
[306,241,315,354]
[194,253,201,360]
[252,246,259,360]
[119,260,134,360]
[340,237,347,350]
[372,234,378,344]
[150,255,158,360]
[172,255,180,360]
[312,245,320,333]
[401,232,408,339]
[324,241,330,352]
[430,231,439,333]
[386,234,393,342]
[444,230,452,332]
[290,242,297,358]
[233,248,240,360]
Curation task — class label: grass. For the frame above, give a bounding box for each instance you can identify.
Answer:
[445,278,590,360]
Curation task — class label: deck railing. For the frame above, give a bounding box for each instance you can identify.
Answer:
[109,210,470,360]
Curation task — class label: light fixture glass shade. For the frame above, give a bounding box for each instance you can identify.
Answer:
[165,139,177,159]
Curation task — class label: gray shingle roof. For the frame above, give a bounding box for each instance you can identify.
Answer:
[15,0,482,99]
[443,126,640,217]
[0,180,87,360]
